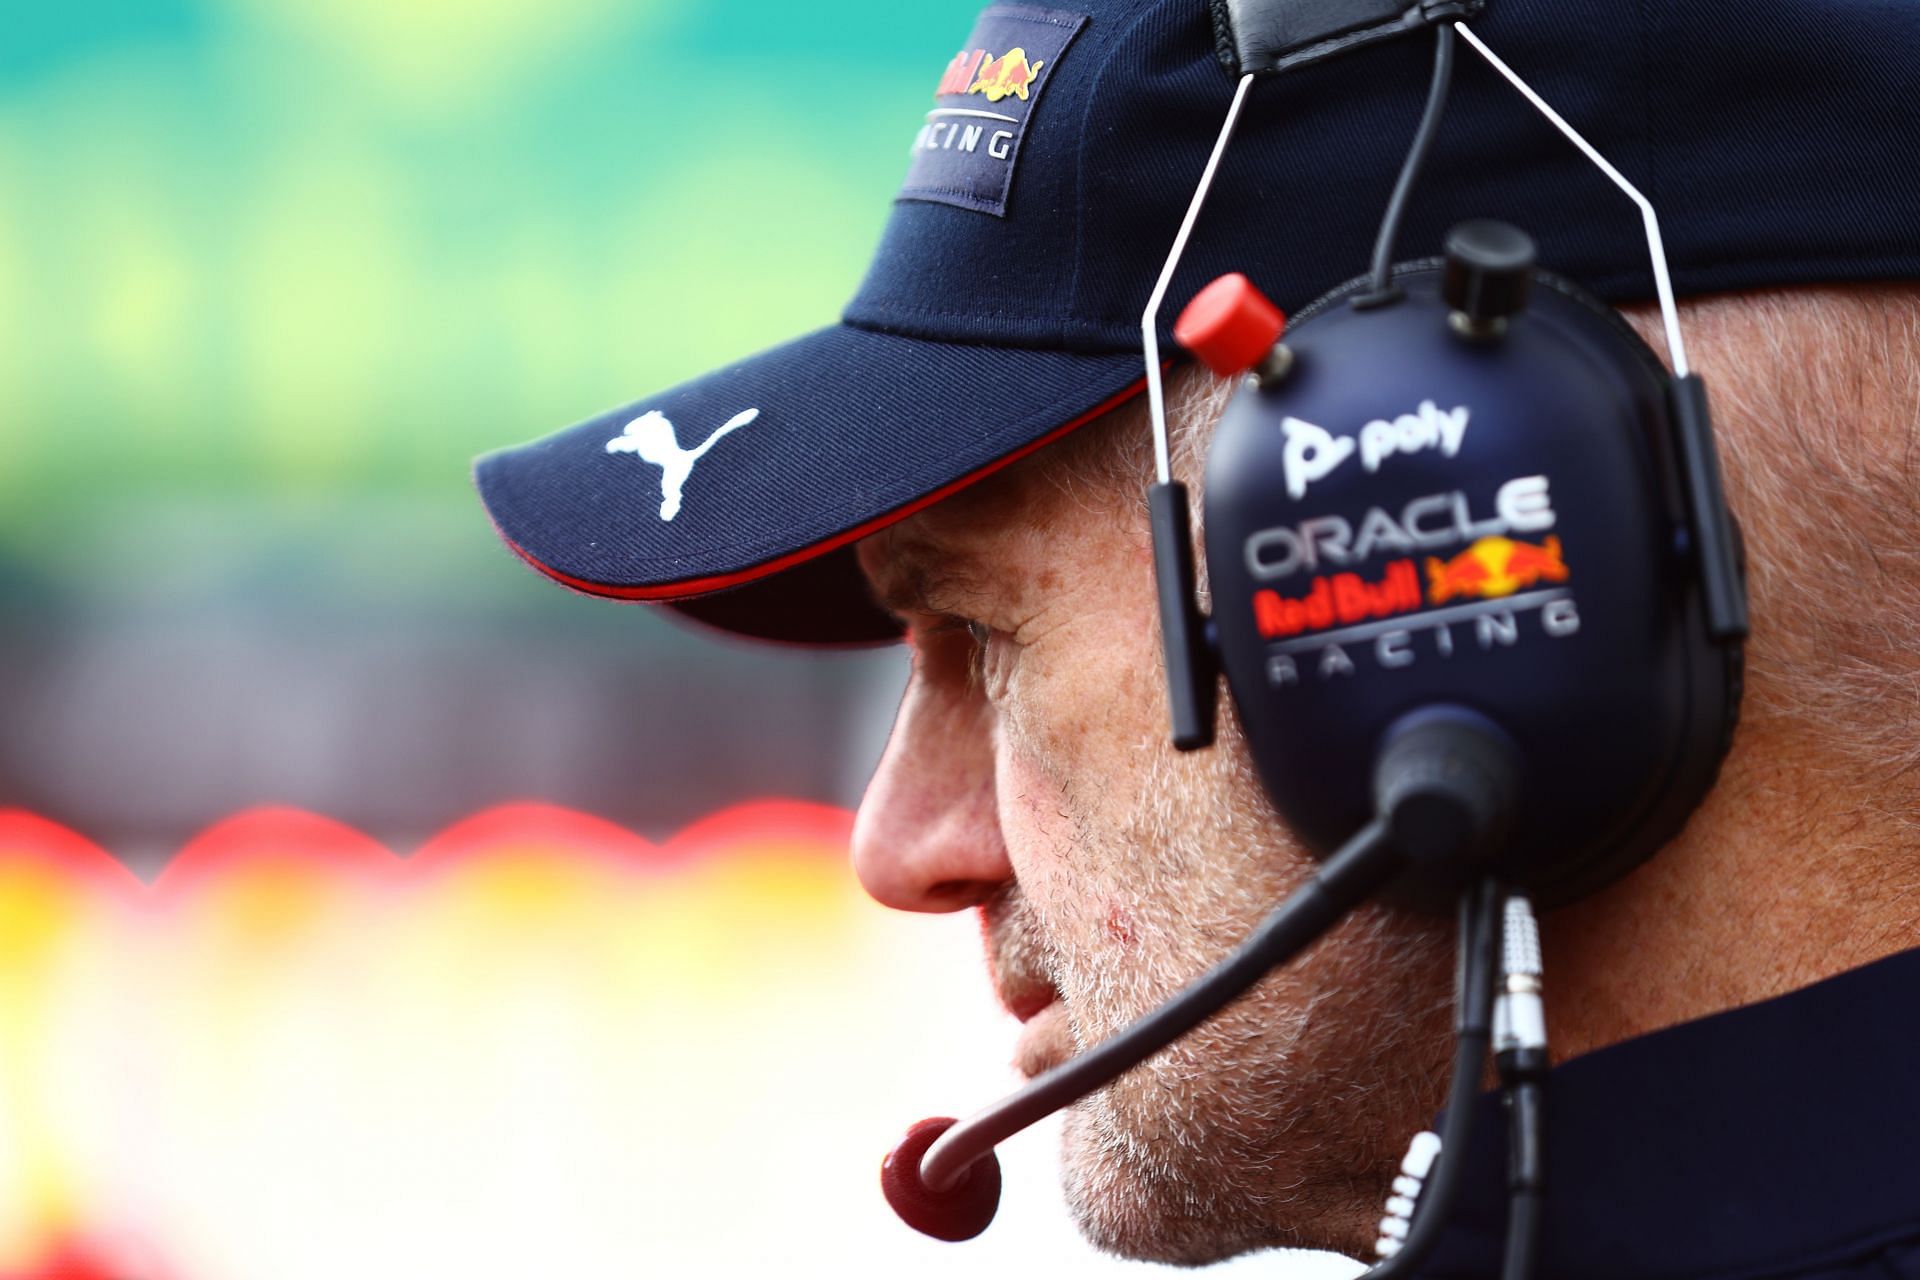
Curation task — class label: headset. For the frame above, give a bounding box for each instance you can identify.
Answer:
[880,6,1749,1277]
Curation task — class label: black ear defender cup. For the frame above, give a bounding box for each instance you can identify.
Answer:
[1168,221,1748,907]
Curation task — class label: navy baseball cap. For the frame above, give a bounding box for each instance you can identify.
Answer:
[475,0,1920,645]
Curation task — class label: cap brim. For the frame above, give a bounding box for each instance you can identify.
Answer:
[475,323,1147,644]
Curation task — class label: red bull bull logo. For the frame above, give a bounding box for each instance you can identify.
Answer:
[971,48,1045,101]
[1425,536,1570,604]
[934,47,1047,101]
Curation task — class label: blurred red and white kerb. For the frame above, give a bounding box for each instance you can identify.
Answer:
[0,802,1033,1280]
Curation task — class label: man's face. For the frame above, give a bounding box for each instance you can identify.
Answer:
[851,399,1458,1264]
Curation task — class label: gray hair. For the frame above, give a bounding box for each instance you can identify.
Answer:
[1656,285,1920,833]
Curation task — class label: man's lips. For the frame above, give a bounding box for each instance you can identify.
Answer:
[1012,998,1072,1079]
[1002,985,1058,1024]
[980,884,1059,1024]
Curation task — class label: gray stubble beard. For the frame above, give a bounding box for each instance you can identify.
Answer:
[1040,714,1456,1264]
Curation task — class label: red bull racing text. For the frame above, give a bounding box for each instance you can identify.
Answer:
[1243,475,1582,688]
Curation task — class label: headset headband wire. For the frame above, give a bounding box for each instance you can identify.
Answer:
[1454,24,1690,376]
[1142,72,1257,486]
[1142,25,1693,472]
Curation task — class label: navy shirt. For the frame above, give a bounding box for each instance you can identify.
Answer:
[1418,947,1920,1278]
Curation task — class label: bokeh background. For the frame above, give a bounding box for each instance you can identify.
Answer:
[0,1,1347,1275]
[0,0,923,854]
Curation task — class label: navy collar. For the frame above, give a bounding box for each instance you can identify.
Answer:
[1421,946,1920,1279]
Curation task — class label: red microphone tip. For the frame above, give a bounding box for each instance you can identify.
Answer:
[1175,272,1286,378]
[880,1117,1002,1242]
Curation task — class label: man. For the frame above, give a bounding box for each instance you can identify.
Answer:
[476,0,1920,1272]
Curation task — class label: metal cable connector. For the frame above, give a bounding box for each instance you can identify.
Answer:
[1501,894,1542,980]
[1493,892,1547,1280]
[1492,894,1545,1061]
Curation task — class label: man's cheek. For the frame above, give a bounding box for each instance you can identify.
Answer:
[995,733,1148,1014]
[994,739,1104,951]
[995,736,1076,890]
[999,624,1152,803]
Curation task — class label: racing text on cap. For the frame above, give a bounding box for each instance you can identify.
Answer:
[899,6,1088,218]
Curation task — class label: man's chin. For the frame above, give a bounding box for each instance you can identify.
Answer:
[1056,1107,1282,1268]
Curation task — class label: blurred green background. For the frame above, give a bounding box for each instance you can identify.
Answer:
[0,0,972,856]
[0,12,1361,1277]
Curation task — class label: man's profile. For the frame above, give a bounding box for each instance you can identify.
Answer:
[475,0,1920,1272]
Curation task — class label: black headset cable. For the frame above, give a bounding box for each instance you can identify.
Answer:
[1494,894,1548,1280]
[1365,875,1502,1279]
[1361,22,1459,304]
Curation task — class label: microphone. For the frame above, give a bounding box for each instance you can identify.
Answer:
[878,1117,1002,1242]
[881,708,1519,1246]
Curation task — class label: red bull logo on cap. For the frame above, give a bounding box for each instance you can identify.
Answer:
[903,11,1086,218]
[934,48,1048,102]
[1425,536,1570,604]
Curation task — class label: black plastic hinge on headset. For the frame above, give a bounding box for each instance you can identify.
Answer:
[1149,482,1218,751]
[1209,0,1487,76]
[1668,374,1749,642]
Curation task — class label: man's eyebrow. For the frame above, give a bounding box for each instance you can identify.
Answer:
[872,561,954,617]
[870,544,988,617]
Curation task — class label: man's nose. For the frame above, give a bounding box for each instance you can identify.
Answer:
[852,671,1012,913]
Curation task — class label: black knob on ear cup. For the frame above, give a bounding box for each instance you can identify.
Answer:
[1443,220,1536,339]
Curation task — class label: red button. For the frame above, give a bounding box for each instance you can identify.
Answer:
[1174,273,1285,377]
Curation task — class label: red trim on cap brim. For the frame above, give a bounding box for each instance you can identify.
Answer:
[491,375,1152,603]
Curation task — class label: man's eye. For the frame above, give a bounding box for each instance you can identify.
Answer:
[926,615,991,647]
[923,616,996,687]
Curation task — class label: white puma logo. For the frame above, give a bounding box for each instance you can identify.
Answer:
[604,407,760,522]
